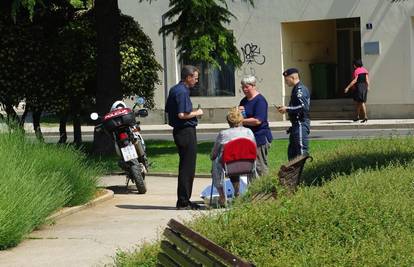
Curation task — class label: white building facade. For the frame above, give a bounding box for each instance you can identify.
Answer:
[119,0,414,123]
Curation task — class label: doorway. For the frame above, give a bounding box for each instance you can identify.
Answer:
[281,17,362,100]
[336,18,361,98]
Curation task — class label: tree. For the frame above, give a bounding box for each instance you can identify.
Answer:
[3,1,160,147]
[0,0,78,136]
[6,0,252,153]
[159,0,254,69]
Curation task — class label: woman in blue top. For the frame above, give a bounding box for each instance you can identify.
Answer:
[238,75,273,176]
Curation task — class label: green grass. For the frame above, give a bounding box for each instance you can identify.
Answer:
[114,137,414,266]
[90,139,351,175]
[0,128,101,249]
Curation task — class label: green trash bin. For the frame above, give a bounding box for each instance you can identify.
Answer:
[309,63,336,99]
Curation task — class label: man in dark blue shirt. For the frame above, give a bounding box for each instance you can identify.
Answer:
[277,68,311,160]
[165,65,203,210]
[239,75,273,176]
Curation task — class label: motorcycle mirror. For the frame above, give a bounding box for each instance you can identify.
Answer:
[90,112,99,121]
[135,109,148,117]
[136,97,145,105]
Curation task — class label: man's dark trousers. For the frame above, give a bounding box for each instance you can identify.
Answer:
[173,126,197,207]
[288,120,310,160]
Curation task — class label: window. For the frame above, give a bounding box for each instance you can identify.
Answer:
[185,60,235,97]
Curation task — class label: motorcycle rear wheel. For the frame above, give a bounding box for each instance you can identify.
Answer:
[130,162,147,194]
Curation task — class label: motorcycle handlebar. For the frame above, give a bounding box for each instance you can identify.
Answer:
[134,109,148,118]
[94,123,103,132]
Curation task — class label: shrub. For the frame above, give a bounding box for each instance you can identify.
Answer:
[114,243,160,267]
[0,129,100,249]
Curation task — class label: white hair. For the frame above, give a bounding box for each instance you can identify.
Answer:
[241,75,257,86]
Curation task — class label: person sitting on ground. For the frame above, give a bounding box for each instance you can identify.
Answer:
[210,107,256,206]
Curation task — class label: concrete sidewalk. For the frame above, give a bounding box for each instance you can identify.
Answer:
[22,119,414,135]
[0,176,212,267]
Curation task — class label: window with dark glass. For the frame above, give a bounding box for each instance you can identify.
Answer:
[184,60,235,97]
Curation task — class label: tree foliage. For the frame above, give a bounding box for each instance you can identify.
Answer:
[159,0,254,69]
[0,4,161,119]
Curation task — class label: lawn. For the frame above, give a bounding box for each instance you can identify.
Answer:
[91,139,352,175]
[114,136,414,266]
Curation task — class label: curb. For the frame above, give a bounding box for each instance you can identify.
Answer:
[46,189,114,222]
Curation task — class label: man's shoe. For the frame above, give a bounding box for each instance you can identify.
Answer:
[189,202,201,210]
[176,205,191,210]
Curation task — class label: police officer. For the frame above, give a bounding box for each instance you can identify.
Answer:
[277,68,310,160]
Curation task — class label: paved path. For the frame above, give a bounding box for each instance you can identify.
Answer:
[0,176,212,267]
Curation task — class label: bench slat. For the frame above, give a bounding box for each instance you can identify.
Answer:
[160,240,200,267]
[167,219,253,267]
[278,155,312,192]
[158,252,180,267]
[164,228,226,267]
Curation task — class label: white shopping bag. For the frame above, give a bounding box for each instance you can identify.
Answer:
[200,176,248,205]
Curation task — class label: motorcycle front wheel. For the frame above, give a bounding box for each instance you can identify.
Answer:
[129,160,147,194]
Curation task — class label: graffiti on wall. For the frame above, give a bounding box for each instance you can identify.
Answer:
[241,42,266,65]
[238,42,266,84]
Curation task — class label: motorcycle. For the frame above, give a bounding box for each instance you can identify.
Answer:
[90,97,149,194]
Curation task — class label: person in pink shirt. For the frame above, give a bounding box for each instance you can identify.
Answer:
[344,59,370,123]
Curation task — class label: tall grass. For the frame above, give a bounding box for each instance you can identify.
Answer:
[115,137,414,266]
[0,129,100,249]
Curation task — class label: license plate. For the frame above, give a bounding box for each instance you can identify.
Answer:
[121,144,138,161]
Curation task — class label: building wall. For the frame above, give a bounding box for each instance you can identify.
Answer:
[119,0,414,122]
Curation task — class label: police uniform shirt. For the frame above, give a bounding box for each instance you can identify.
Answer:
[287,82,310,122]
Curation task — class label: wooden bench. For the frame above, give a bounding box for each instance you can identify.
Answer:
[278,154,312,193]
[250,155,312,201]
[250,185,277,203]
[157,219,255,267]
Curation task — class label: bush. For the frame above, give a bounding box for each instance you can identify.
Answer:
[0,129,100,249]
[114,243,160,267]
[116,137,414,266]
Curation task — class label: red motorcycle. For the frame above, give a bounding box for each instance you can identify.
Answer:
[91,99,149,194]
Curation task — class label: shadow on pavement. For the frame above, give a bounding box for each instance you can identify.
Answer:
[116,204,208,211]
[116,205,177,210]
[106,185,139,195]
[324,121,353,124]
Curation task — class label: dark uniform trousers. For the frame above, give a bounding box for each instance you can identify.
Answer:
[288,119,310,160]
[173,126,197,207]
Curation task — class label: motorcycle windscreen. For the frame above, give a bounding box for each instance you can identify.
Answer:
[121,144,138,161]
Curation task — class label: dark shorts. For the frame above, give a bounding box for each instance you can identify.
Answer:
[353,83,368,103]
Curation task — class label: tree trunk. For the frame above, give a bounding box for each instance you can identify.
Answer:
[32,110,44,141]
[58,113,68,144]
[73,113,82,146]
[4,102,18,122]
[19,108,28,128]
[93,0,121,155]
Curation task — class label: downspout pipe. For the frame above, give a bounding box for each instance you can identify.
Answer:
[162,13,168,124]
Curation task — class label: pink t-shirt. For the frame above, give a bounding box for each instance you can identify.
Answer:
[353,67,369,79]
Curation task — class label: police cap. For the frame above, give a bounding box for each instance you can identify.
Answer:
[282,68,299,77]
